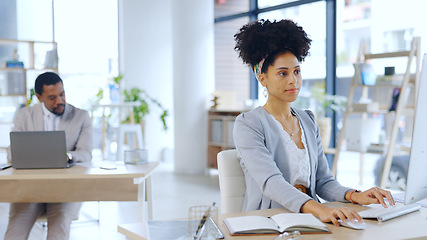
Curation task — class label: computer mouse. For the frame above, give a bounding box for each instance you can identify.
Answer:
[338,219,366,230]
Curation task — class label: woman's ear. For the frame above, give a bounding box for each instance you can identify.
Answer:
[258,73,267,87]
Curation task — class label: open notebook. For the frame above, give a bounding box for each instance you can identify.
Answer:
[223,213,330,235]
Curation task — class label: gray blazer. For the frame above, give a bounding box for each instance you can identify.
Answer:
[10,103,93,162]
[233,106,351,213]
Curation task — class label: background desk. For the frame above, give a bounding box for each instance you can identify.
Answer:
[0,161,158,221]
[217,202,427,240]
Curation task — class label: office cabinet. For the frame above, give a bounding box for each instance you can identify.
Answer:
[207,110,241,168]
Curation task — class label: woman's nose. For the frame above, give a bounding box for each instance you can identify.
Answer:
[289,73,297,84]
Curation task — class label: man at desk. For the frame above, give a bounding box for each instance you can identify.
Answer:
[5,72,93,240]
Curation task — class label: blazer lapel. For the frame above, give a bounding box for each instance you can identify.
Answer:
[33,103,45,131]
[57,103,70,131]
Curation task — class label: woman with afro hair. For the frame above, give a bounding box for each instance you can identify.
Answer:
[233,19,394,227]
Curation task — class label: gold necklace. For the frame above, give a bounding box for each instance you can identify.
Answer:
[281,115,297,136]
[264,103,298,136]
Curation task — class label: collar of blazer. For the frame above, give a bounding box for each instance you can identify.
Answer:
[33,102,72,130]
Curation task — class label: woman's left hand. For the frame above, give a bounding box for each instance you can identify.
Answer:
[350,187,395,207]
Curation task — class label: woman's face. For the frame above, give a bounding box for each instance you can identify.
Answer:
[260,51,302,103]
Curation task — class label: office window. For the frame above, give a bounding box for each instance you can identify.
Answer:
[258,1,326,103]
[336,0,427,78]
[0,0,56,150]
[214,0,328,110]
[54,0,119,109]
[214,0,249,18]
[214,17,250,109]
[258,0,300,8]
[15,0,53,42]
[0,0,54,79]
[0,0,54,111]
[383,29,414,53]
[0,0,118,110]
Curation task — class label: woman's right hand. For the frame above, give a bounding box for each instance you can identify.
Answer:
[301,200,364,227]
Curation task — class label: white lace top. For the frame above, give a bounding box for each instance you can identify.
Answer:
[269,114,311,188]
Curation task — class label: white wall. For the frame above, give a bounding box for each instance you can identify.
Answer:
[118,0,214,173]
[172,0,215,174]
[118,0,174,163]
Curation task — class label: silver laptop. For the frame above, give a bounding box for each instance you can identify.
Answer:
[10,131,74,169]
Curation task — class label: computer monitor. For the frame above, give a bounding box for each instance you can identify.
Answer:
[404,53,427,205]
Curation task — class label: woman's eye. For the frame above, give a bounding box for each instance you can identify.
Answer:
[295,69,301,74]
[279,72,287,76]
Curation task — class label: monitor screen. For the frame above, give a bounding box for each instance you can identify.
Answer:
[404,53,427,205]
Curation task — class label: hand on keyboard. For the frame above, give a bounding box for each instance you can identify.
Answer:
[359,203,401,218]
[348,187,395,207]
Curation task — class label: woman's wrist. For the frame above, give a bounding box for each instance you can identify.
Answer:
[346,189,361,204]
[301,199,329,218]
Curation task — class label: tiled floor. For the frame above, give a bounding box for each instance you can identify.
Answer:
[0,150,381,239]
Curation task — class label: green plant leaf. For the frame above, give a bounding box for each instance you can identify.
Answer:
[26,88,36,106]
[123,87,168,130]
[113,74,123,86]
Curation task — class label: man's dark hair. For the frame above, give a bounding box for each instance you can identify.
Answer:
[234,19,312,72]
[34,72,63,95]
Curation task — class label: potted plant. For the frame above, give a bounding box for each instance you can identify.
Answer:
[122,87,168,131]
[109,75,123,103]
[89,75,168,156]
[105,74,168,131]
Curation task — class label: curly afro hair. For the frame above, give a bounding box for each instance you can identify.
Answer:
[234,19,311,72]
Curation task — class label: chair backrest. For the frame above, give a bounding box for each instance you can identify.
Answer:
[217,149,246,214]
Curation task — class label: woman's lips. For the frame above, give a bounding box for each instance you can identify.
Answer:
[285,88,298,93]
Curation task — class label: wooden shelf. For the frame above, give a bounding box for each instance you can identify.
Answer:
[0,94,26,97]
[0,39,58,144]
[324,148,336,155]
[207,109,242,169]
[331,37,421,188]
[364,51,411,59]
[0,39,55,44]
[354,74,416,87]
[0,67,58,71]
[0,39,58,97]
[348,107,415,115]
[0,39,58,70]
[333,148,410,156]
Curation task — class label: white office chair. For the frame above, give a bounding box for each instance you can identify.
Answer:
[217,149,246,214]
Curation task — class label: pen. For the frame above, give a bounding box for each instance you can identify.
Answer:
[193,202,215,239]
[0,164,12,170]
[209,216,224,239]
[268,216,281,230]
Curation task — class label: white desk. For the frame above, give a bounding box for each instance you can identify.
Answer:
[0,161,158,221]
[118,202,427,240]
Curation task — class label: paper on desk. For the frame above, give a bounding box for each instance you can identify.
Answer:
[392,192,427,207]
